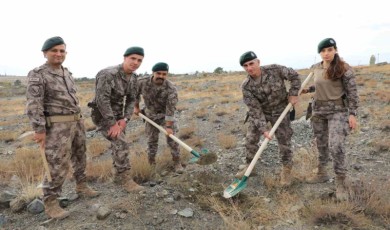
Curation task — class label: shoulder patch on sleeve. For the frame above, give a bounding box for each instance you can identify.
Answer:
[29,77,40,82]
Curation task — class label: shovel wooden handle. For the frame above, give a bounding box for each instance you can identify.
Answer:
[244,72,314,177]
[39,145,52,182]
[138,113,196,155]
[18,131,52,182]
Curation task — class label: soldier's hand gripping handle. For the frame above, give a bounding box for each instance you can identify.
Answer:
[108,123,122,138]
[34,132,46,149]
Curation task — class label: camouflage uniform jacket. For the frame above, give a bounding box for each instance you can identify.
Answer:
[241,64,301,133]
[310,62,359,115]
[135,75,178,122]
[26,63,81,133]
[92,64,137,127]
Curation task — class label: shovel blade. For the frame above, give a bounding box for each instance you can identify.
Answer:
[223,176,248,198]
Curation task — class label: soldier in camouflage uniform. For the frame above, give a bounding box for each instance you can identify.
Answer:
[26,36,99,220]
[133,62,184,173]
[237,51,301,186]
[89,47,145,192]
[302,38,359,201]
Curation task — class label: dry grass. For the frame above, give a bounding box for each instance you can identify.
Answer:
[374,90,390,102]
[11,147,45,183]
[0,116,29,127]
[369,137,390,152]
[214,107,228,117]
[87,138,109,158]
[194,108,208,119]
[348,177,390,219]
[85,159,113,182]
[262,172,281,191]
[19,181,43,203]
[209,195,277,228]
[0,102,26,117]
[291,146,319,181]
[217,134,237,149]
[0,158,14,182]
[176,103,189,112]
[304,200,373,229]
[184,136,204,148]
[130,146,154,182]
[0,130,19,142]
[178,125,195,140]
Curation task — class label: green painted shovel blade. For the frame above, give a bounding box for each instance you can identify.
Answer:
[189,156,200,164]
[223,176,248,198]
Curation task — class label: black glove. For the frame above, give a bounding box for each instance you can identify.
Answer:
[140,108,146,123]
[289,107,296,121]
[306,102,313,120]
[244,112,249,124]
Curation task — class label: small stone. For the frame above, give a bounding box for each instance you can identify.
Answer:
[178,208,193,218]
[68,193,79,201]
[96,206,111,220]
[169,209,178,215]
[164,197,174,203]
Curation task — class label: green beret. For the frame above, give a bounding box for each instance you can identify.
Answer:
[152,62,169,72]
[239,51,257,66]
[318,38,337,53]
[41,36,65,51]
[123,46,144,57]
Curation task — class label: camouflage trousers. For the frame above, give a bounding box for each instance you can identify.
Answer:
[100,128,131,174]
[245,112,293,166]
[311,111,349,176]
[145,117,180,161]
[42,120,87,200]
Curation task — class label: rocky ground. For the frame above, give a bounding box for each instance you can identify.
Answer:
[1,68,389,230]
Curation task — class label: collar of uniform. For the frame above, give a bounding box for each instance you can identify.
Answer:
[118,64,134,81]
[45,63,65,77]
[320,61,328,69]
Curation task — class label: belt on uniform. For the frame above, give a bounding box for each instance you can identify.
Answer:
[46,113,81,123]
[315,98,344,106]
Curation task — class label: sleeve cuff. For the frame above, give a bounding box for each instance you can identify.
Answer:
[289,89,299,96]
[34,126,46,133]
[165,116,174,122]
[349,110,357,116]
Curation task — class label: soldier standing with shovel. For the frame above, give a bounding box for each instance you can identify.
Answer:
[133,62,184,173]
[26,36,99,220]
[237,51,301,186]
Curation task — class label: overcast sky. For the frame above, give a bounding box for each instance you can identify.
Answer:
[0,0,389,77]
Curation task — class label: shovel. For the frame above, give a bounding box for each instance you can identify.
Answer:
[223,72,314,198]
[138,113,217,165]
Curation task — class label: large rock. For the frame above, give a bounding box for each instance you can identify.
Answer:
[0,191,17,208]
